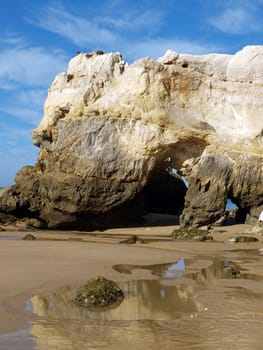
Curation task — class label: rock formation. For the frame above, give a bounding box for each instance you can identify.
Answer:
[0,46,263,228]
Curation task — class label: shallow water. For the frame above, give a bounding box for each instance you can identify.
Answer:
[2,253,263,350]
[0,235,19,240]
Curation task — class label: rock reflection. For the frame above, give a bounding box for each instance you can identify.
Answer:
[29,256,263,350]
[30,258,244,324]
[113,258,242,283]
[30,279,203,350]
[188,259,242,283]
[31,279,202,321]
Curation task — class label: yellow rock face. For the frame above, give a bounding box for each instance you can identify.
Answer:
[1,48,263,228]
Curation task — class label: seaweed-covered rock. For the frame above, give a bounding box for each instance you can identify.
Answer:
[245,222,263,236]
[0,212,17,225]
[119,235,138,244]
[222,262,241,278]
[24,218,44,229]
[72,277,124,307]
[171,226,213,241]
[22,233,36,240]
[228,236,259,243]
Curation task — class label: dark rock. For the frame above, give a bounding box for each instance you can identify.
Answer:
[180,153,263,227]
[171,226,213,241]
[119,235,138,244]
[229,236,259,243]
[24,218,44,229]
[245,222,263,236]
[72,277,124,307]
[245,214,258,225]
[0,50,262,230]
[0,211,17,225]
[222,262,240,278]
[143,171,186,215]
[22,233,36,240]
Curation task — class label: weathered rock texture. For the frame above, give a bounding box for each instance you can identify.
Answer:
[0,47,263,228]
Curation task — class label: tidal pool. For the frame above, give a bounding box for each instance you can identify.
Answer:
[2,254,263,350]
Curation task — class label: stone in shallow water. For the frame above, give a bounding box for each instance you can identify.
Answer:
[228,236,259,243]
[171,227,213,241]
[72,276,124,307]
[222,263,241,278]
[119,235,138,244]
[245,222,263,236]
[22,233,36,240]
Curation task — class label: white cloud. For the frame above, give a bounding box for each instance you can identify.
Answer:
[210,7,262,34]
[0,106,42,126]
[0,38,63,186]
[0,46,68,87]
[0,35,28,48]
[97,9,163,33]
[31,1,166,50]
[31,3,117,48]
[31,2,223,62]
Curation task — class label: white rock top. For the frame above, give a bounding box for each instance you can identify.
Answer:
[33,46,263,153]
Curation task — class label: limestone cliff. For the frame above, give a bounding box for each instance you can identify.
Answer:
[0,47,263,228]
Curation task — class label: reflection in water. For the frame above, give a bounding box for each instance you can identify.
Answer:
[0,235,19,240]
[26,256,263,349]
[0,329,35,350]
[31,279,202,321]
[163,258,185,279]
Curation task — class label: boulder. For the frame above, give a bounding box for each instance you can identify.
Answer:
[0,47,263,228]
[72,277,124,308]
[228,236,259,243]
[171,226,213,241]
[222,262,241,278]
[245,222,263,235]
[22,233,36,241]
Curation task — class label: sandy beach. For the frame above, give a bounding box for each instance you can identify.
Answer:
[0,221,263,349]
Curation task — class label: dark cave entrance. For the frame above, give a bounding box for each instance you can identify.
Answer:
[224,197,248,225]
[143,168,187,216]
[140,155,189,225]
[139,138,207,226]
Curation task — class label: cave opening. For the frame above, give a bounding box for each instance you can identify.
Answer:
[140,137,208,226]
[141,156,188,225]
[225,199,237,211]
[224,197,248,225]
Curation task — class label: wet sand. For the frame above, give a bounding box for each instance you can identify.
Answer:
[0,222,263,349]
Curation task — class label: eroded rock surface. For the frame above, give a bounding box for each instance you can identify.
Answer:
[72,276,124,308]
[0,47,263,228]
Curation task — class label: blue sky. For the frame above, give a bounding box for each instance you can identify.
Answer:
[1,0,263,187]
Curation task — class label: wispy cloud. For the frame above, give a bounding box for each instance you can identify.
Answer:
[97,9,163,34]
[0,106,42,126]
[209,6,262,34]
[0,37,64,183]
[30,2,117,48]
[0,36,66,128]
[30,2,222,61]
[0,45,68,88]
[31,1,164,49]
[0,35,28,48]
